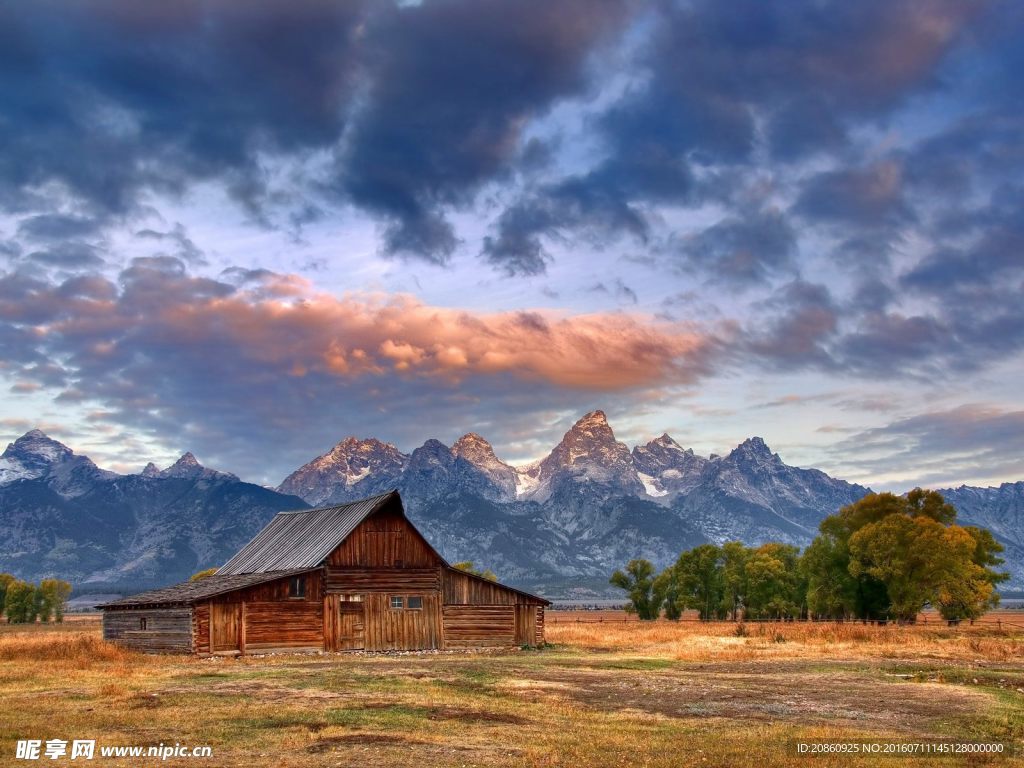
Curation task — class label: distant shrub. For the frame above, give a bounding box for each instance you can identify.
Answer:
[734,623,748,637]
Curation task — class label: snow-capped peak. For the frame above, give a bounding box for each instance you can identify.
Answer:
[524,410,643,501]
[0,428,114,494]
[276,436,408,506]
[4,429,72,464]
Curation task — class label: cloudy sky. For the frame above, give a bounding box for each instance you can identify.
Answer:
[1,0,1022,491]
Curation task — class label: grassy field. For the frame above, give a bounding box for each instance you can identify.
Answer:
[0,615,1022,767]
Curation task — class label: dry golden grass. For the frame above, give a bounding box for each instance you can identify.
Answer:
[0,614,1020,767]
[0,630,132,662]
[549,616,1024,662]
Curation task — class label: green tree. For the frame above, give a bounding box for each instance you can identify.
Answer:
[452,561,498,582]
[718,542,750,621]
[745,543,802,619]
[39,579,73,623]
[674,544,724,620]
[5,580,35,623]
[29,585,44,623]
[190,568,219,582]
[815,489,1008,623]
[807,492,907,620]
[0,573,16,619]
[654,566,683,620]
[610,559,665,620]
[801,535,856,619]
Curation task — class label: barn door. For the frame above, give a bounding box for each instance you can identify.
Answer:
[338,595,365,651]
[514,605,536,646]
[211,603,241,652]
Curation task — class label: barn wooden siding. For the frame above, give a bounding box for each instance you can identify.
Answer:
[199,571,325,654]
[442,605,514,647]
[326,507,442,568]
[102,608,193,653]
[442,568,545,606]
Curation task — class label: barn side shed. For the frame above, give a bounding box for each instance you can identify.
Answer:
[100,490,548,654]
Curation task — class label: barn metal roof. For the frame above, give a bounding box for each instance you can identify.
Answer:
[97,569,315,608]
[215,490,400,575]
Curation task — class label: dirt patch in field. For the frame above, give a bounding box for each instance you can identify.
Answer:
[500,665,996,735]
[168,679,349,702]
[127,692,163,709]
[357,700,529,724]
[426,706,528,724]
[306,734,420,752]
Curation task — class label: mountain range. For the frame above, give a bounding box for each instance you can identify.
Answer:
[1,413,1021,596]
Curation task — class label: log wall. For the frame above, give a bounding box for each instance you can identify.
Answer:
[326,566,440,592]
[244,601,323,652]
[103,608,194,653]
[442,605,516,647]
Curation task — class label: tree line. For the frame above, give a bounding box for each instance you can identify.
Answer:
[0,574,73,624]
[611,490,1008,623]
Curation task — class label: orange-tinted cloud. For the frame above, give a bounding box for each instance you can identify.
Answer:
[122,278,715,392]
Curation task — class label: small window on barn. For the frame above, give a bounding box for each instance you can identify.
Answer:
[390,595,404,609]
[394,558,404,568]
[406,596,423,610]
[139,617,148,630]
[289,576,307,599]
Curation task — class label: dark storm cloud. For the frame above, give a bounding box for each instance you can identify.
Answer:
[0,0,367,220]
[742,280,839,369]
[26,242,106,269]
[795,162,914,229]
[482,0,986,276]
[734,276,1017,379]
[17,214,107,241]
[675,208,796,286]
[338,0,629,264]
[482,152,694,276]
[0,0,1009,278]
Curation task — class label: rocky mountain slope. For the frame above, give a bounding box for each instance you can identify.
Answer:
[0,432,305,590]
[1,417,1020,595]
[937,482,1024,589]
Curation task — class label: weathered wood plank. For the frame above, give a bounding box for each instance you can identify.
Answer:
[103,609,193,653]
[326,567,440,592]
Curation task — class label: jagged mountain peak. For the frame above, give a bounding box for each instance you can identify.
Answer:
[453,431,492,452]
[5,429,73,463]
[655,432,683,447]
[161,452,237,481]
[175,451,200,466]
[632,432,707,498]
[729,436,779,461]
[276,435,408,506]
[141,462,161,478]
[526,409,643,502]
[570,409,613,434]
[452,433,507,466]
[0,428,113,495]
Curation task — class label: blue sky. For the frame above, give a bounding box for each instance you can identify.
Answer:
[1,0,1022,491]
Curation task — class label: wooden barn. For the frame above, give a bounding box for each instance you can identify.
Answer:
[99,490,548,655]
